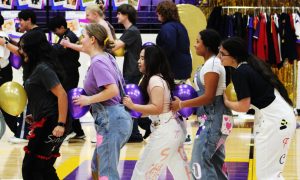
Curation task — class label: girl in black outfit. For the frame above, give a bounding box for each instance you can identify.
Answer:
[219,37,296,179]
[19,30,69,180]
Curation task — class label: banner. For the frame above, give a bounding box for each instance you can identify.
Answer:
[28,0,44,9]
[0,0,14,9]
[63,0,79,9]
[113,0,140,10]
[1,11,20,34]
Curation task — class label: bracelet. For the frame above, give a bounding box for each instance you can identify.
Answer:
[57,122,66,127]
[179,100,182,109]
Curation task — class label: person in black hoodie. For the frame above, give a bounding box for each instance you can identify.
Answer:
[19,30,69,180]
[48,15,85,141]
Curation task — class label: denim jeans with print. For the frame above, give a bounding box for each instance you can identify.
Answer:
[190,96,231,180]
[91,103,133,180]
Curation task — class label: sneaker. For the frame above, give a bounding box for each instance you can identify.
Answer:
[127,135,143,143]
[143,130,151,139]
[69,134,86,142]
[184,134,192,145]
[8,136,29,144]
[71,134,86,139]
[91,137,96,143]
[64,132,76,142]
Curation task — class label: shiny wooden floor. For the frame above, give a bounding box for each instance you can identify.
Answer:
[0,113,299,180]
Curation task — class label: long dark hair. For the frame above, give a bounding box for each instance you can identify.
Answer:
[199,29,221,55]
[19,30,65,82]
[139,45,175,102]
[221,37,293,106]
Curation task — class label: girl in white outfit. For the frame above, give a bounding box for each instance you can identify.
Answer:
[123,45,191,180]
[219,37,296,180]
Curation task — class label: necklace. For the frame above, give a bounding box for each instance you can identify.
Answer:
[236,61,247,69]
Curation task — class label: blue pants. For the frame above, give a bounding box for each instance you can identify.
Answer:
[91,104,133,180]
[190,96,230,180]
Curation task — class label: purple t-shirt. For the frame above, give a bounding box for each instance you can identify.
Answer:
[84,53,122,106]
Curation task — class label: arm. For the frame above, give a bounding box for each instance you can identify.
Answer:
[51,83,68,137]
[60,38,83,52]
[123,86,164,115]
[223,94,251,112]
[0,37,20,55]
[171,72,219,111]
[112,39,125,52]
[73,83,119,106]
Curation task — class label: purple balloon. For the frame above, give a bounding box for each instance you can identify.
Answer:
[9,54,22,69]
[142,42,155,48]
[172,84,198,118]
[68,88,90,119]
[124,84,145,118]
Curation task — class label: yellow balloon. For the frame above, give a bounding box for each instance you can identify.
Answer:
[114,48,125,57]
[0,81,27,116]
[225,83,237,101]
[177,4,207,83]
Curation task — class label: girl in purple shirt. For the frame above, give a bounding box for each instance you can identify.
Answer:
[73,23,132,180]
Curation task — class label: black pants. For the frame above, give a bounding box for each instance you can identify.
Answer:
[124,75,145,139]
[22,116,68,180]
[0,65,15,133]
[137,117,152,138]
[65,71,84,136]
[0,65,30,138]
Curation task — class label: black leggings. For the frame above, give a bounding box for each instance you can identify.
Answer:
[22,116,67,180]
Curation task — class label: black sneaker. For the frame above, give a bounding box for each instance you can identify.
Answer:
[127,135,143,143]
[69,134,86,142]
[143,130,151,139]
[184,134,192,145]
[72,134,86,139]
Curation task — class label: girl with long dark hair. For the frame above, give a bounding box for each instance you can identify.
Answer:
[219,37,296,179]
[171,29,232,179]
[123,45,191,179]
[19,30,68,180]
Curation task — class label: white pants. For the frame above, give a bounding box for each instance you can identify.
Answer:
[253,91,296,180]
[131,112,191,180]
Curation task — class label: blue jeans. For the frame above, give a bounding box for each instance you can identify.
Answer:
[91,104,133,180]
[190,96,231,180]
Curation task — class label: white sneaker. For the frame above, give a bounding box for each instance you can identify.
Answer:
[91,138,96,143]
[64,132,76,142]
[8,136,29,144]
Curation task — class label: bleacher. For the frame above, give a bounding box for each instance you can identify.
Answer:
[34,5,161,34]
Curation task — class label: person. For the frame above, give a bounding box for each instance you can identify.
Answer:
[219,37,296,179]
[19,30,69,180]
[156,0,192,83]
[171,29,231,179]
[73,23,132,179]
[0,11,42,144]
[113,4,143,142]
[48,15,86,141]
[123,44,191,180]
[0,10,44,56]
[60,4,115,53]
[156,0,193,144]
[85,4,115,41]
[0,14,20,142]
[0,14,13,135]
